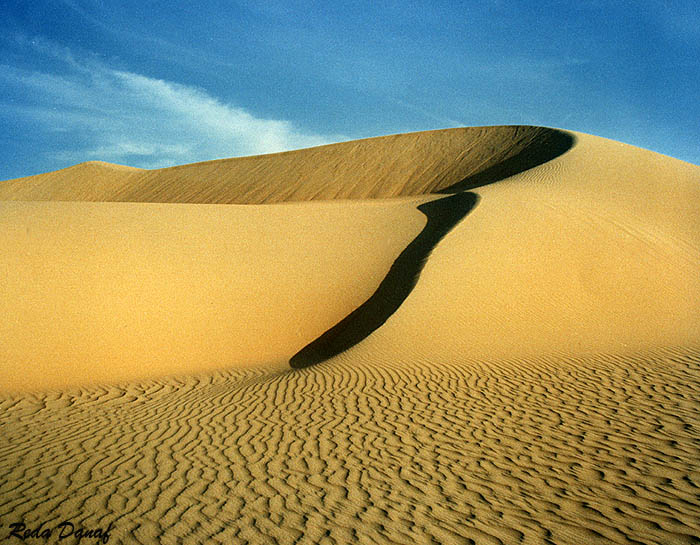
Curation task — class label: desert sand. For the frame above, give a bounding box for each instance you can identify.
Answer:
[1,126,699,544]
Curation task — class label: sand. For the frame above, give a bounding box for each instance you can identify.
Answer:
[1,126,699,544]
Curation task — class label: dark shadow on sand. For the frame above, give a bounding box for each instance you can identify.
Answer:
[290,128,575,369]
[290,192,478,369]
[437,129,575,193]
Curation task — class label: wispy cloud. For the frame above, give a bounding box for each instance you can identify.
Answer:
[2,41,341,169]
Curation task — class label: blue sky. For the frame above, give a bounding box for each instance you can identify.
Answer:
[1,0,699,180]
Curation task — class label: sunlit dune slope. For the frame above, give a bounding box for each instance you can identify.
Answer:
[335,132,700,368]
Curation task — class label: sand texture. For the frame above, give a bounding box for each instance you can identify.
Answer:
[1,126,699,544]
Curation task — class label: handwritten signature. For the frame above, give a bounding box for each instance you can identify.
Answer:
[4,521,112,543]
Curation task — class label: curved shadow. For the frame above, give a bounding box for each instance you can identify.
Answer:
[290,128,575,369]
[437,128,575,193]
[290,192,479,369]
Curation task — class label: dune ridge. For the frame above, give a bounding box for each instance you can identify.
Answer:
[0,126,572,203]
[1,126,700,544]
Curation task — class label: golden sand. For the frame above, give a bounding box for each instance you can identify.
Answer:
[1,126,699,544]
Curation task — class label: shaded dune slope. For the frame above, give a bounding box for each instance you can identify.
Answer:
[0,126,572,203]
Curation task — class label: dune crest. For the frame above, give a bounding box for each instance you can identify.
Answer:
[0,126,572,203]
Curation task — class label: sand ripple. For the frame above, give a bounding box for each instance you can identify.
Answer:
[2,348,699,544]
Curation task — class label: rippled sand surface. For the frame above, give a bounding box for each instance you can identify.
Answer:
[1,126,699,543]
[2,349,699,544]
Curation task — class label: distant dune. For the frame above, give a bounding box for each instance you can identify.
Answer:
[0,126,572,203]
[1,126,699,544]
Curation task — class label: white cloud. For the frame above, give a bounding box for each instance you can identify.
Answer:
[2,45,341,168]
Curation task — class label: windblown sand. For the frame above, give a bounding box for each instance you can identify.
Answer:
[1,127,699,544]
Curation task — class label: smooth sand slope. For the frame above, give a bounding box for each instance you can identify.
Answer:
[1,126,699,544]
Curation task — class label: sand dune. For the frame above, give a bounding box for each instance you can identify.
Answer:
[1,126,699,544]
